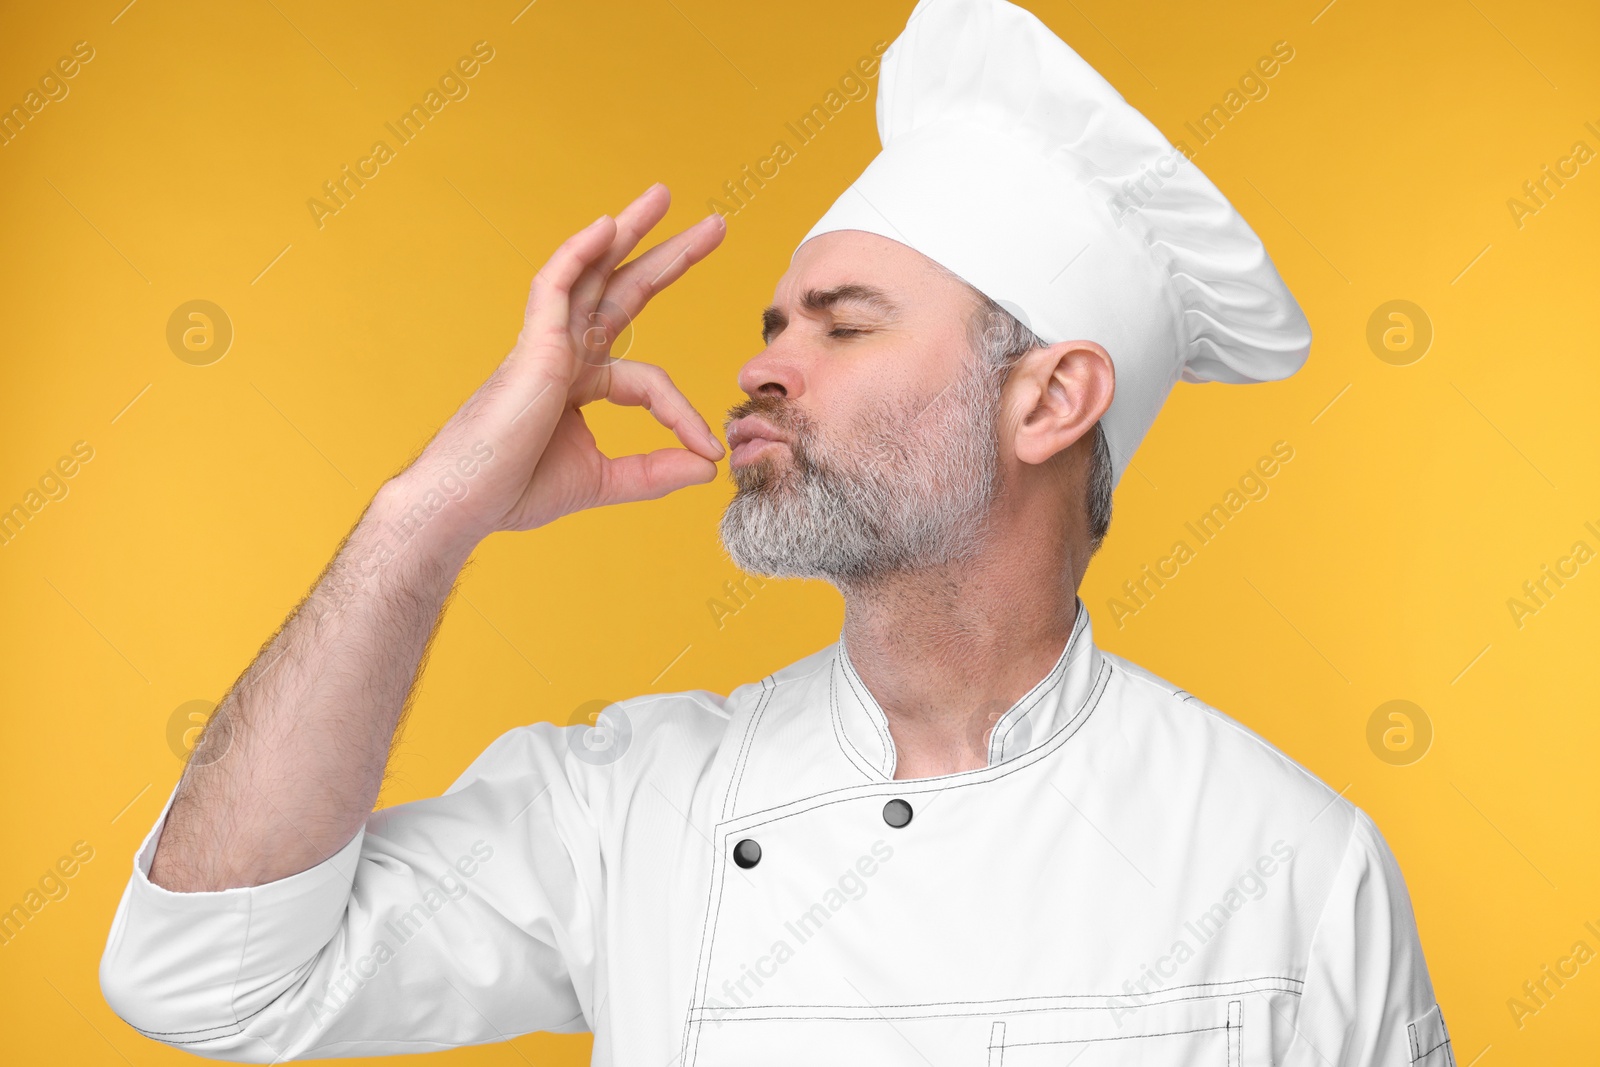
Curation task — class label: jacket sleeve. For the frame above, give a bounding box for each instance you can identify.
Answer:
[99,722,603,1062]
[1285,807,1454,1067]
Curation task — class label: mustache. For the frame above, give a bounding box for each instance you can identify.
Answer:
[725,395,802,435]
[724,396,822,490]
[724,397,819,462]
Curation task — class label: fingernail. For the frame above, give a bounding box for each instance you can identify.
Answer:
[703,212,726,229]
[592,214,609,227]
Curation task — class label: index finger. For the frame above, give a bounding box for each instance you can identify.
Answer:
[595,212,727,339]
[515,213,619,362]
[570,183,673,314]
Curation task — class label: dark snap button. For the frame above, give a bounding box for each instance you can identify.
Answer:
[882,798,913,828]
[732,838,762,869]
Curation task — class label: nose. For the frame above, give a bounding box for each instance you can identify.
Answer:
[736,344,803,401]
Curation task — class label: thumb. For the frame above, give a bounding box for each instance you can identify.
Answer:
[594,449,719,509]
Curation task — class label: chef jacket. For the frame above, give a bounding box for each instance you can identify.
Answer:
[99,598,1451,1066]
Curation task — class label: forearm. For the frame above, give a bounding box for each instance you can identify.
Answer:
[148,475,479,892]
[140,190,724,893]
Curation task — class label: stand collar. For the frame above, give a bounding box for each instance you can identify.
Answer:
[830,597,1102,780]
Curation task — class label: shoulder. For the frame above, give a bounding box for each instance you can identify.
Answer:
[1096,648,1361,846]
[1090,650,1407,953]
[450,642,838,794]
[610,640,838,752]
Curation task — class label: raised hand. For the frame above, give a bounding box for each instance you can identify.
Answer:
[402,182,727,549]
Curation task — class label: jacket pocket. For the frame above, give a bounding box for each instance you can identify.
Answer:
[986,995,1242,1066]
[686,979,1290,1066]
[1407,1004,1454,1066]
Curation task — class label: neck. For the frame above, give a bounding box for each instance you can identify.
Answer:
[839,550,1078,780]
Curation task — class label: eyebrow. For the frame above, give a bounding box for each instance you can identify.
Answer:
[761,283,900,344]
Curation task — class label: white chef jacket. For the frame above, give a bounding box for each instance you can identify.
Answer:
[99,598,1452,1066]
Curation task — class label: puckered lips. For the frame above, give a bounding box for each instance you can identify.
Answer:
[726,415,792,469]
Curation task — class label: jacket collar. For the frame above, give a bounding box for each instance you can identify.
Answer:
[829,597,1103,780]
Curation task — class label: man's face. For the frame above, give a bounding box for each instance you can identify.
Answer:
[719,230,1007,586]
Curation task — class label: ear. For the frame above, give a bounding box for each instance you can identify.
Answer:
[1006,340,1115,466]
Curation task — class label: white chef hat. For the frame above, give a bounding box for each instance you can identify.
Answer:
[795,0,1312,487]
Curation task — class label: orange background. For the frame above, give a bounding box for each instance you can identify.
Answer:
[2,0,1597,1063]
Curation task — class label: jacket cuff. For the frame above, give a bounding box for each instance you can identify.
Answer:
[100,783,366,1044]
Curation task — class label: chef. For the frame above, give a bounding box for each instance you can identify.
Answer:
[99,0,1449,1064]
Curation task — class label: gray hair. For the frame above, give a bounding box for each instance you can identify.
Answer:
[964,289,1114,556]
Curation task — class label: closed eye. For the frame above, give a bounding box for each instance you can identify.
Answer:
[829,326,867,338]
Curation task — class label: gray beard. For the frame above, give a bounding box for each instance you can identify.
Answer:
[718,358,1002,588]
